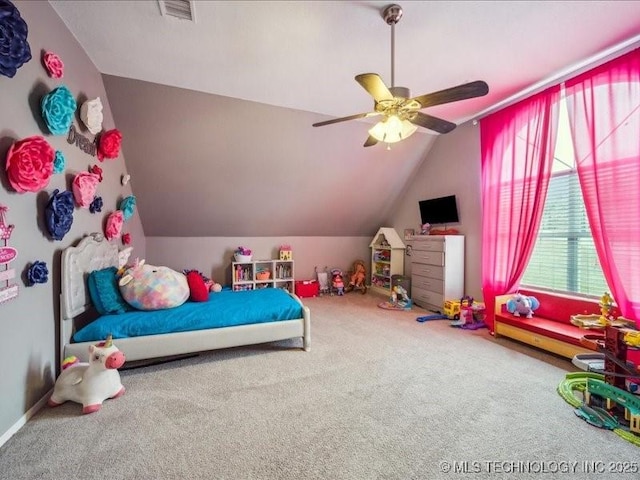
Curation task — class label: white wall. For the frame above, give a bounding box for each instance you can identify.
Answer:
[392,123,483,301]
[146,236,375,286]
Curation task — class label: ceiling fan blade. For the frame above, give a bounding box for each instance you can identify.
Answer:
[411,80,489,109]
[410,112,457,134]
[313,111,381,128]
[313,112,371,127]
[355,73,394,102]
[363,135,378,147]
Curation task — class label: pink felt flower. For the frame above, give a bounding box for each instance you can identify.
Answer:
[97,129,122,161]
[105,210,124,241]
[72,171,100,208]
[5,136,54,193]
[122,233,131,245]
[43,51,64,79]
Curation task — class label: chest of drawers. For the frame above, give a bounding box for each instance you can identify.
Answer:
[410,235,464,312]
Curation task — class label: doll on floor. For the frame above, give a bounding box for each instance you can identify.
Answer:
[331,268,345,296]
[345,260,367,294]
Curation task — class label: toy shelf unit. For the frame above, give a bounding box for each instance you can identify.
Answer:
[410,235,464,313]
[369,227,405,296]
[232,259,294,292]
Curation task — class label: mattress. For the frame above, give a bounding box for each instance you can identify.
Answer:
[73,288,303,343]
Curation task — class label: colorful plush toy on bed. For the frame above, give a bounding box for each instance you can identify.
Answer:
[118,259,189,310]
[506,293,540,319]
[48,335,125,414]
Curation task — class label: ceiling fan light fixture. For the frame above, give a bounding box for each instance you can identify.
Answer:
[368,115,417,144]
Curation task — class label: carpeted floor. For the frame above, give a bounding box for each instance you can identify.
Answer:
[1,292,638,479]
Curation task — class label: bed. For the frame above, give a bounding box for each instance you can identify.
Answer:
[60,233,311,363]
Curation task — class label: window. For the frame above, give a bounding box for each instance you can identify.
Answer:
[521,99,608,297]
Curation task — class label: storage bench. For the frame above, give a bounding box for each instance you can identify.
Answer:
[494,291,602,359]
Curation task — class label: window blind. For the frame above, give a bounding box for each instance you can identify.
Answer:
[521,170,608,297]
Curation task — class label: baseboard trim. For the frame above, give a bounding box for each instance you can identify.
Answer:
[0,389,52,449]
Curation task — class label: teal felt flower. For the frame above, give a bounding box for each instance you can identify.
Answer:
[53,150,65,173]
[119,195,136,221]
[41,85,77,135]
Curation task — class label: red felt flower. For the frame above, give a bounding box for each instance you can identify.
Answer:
[90,164,103,182]
[5,136,54,193]
[43,51,64,79]
[97,129,122,161]
[122,233,131,245]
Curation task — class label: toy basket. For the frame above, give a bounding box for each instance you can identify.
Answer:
[234,254,252,263]
[256,271,271,280]
[295,280,319,298]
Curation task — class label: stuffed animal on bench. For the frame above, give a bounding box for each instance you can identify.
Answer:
[506,293,540,319]
[48,335,126,414]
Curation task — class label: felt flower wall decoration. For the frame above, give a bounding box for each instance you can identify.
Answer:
[42,51,63,78]
[90,164,103,182]
[45,189,74,241]
[0,0,32,78]
[53,150,66,174]
[41,85,77,135]
[105,210,124,241]
[122,233,131,245]
[72,171,100,208]
[97,129,122,161]
[26,261,48,286]
[89,196,103,214]
[80,97,104,135]
[119,195,136,221]
[5,135,54,193]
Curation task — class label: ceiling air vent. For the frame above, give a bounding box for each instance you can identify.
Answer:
[158,0,196,22]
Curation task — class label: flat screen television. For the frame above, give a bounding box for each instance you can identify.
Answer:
[419,195,459,225]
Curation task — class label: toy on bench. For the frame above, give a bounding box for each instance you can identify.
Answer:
[506,293,540,319]
[48,335,126,414]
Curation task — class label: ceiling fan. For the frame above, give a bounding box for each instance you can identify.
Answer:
[312,4,489,147]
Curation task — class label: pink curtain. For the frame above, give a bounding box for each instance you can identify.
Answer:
[480,86,560,331]
[565,47,640,325]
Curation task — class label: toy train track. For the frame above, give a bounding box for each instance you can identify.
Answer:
[557,372,640,447]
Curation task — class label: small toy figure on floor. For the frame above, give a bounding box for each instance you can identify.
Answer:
[345,259,367,294]
[331,268,345,296]
[378,285,412,310]
[450,296,488,329]
[48,335,126,414]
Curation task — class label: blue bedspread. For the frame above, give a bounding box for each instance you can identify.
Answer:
[73,288,304,343]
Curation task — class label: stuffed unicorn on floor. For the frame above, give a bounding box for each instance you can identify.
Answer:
[48,335,126,414]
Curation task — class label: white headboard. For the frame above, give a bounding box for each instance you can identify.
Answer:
[60,233,119,353]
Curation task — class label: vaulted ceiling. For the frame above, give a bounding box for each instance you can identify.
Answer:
[49,1,640,237]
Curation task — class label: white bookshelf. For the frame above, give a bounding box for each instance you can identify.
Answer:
[231,259,294,293]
